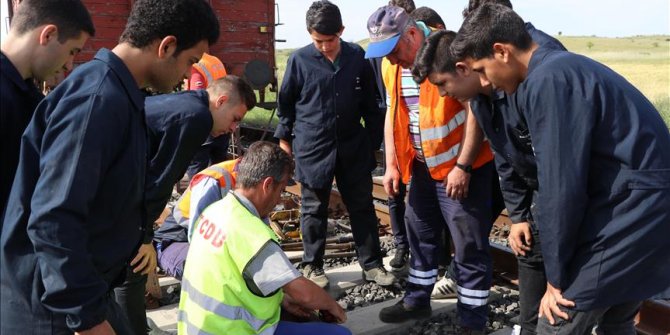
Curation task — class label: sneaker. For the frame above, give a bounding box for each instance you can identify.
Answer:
[389,247,409,271]
[302,263,329,288]
[379,300,431,323]
[363,266,397,286]
[431,276,457,299]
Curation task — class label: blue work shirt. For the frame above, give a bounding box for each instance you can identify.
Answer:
[274,41,383,189]
[145,90,212,243]
[0,48,147,332]
[0,51,44,215]
[470,23,566,223]
[511,45,670,309]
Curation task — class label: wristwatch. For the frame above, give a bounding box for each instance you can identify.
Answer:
[455,162,472,173]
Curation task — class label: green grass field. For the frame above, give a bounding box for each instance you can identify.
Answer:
[244,35,670,129]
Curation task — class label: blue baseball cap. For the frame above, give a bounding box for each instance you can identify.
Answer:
[365,6,411,59]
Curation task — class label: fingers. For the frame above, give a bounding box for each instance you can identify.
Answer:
[133,255,149,273]
[549,301,570,321]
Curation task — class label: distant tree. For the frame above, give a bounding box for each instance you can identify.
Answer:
[587,41,594,49]
[558,31,562,36]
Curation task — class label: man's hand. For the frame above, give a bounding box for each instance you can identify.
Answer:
[383,166,401,197]
[444,166,471,200]
[508,222,533,256]
[324,300,347,324]
[131,243,157,275]
[281,295,313,319]
[279,139,292,157]
[75,320,116,335]
[539,282,575,325]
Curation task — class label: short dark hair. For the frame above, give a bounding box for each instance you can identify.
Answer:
[208,75,258,110]
[120,0,220,55]
[11,0,95,43]
[388,0,416,14]
[412,30,458,83]
[410,7,445,29]
[451,3,532,61]
[462,0,513,18]
[237,141,294,189]
[305,0,342,35]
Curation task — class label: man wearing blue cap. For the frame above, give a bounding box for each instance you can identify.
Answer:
[274,0,394,289]
[366,6,496,334]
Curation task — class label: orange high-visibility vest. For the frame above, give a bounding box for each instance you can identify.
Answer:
[190,53,227,89]
[382,59,493,184]
[173,159,238,226]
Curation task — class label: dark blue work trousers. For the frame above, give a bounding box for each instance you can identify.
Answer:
[388,182,408,249]
[403,159,494,330]
[300,157,382,271]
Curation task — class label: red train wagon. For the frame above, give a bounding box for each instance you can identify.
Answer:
[4,0,280,97]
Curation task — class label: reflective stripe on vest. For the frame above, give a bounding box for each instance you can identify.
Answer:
[192,53,227,88]
[420,110,466,142]
[180,278,273,333]
[179,310,277,335]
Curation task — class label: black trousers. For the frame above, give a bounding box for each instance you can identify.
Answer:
[300,160,383,270]
[517,222,546,335]
[113,267,148,335]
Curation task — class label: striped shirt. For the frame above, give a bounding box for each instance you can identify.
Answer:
[387,68,423,160]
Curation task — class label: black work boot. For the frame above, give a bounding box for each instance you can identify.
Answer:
[389,247,409,271]
[379,300,432,323]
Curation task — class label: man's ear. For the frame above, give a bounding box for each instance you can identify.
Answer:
[38,25,58,46]
[492,43,511,63]
[157,36,178,59]
[261,176,274,193]
[455,62,471,77]
[216,95,229,108]
[337,26,345,37]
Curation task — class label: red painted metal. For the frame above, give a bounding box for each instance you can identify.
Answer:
[74,0,277,88]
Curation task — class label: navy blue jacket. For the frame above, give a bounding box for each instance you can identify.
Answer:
[274,41,383,188]
[0,49,147,332]
[0,52,44,215]
[511,46,670,309]
[145,90,212,243]
[470,23,566,223]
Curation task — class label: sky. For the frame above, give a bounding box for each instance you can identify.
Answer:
[274,0,670,48]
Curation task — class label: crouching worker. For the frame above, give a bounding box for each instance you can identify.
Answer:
[178,141,351,335]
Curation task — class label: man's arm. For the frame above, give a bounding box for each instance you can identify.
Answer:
[383,101,401,196]
[186,177,227,240]
[26,94,129,331]
[360,57,385,151]
[445,101,484,200]
[274,54,299,147]
[522,75,592,290]
[493,154,534,224]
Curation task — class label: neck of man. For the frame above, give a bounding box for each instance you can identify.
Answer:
[517,42,539,81]
[112,42,155,89]
[237,187,268,218]
[1,31,37,80]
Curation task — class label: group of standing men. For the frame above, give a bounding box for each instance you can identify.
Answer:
[363,1,670,335]
[1,0,669,335]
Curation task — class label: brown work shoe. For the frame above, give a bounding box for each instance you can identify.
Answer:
[363,265,396,286]
[302,263,329,288]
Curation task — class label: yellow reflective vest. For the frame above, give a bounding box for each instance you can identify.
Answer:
[178,193,283,335]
